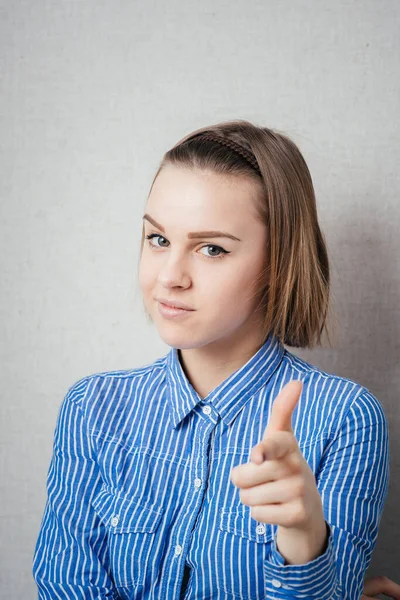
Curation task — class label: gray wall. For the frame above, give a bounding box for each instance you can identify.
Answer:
[1,1,399,597]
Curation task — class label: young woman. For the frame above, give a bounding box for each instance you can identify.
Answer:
[33,120,391,599]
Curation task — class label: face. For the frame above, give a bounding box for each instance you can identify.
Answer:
[138,165,269,351]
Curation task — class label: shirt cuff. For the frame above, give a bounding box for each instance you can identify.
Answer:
[264,522,339,599]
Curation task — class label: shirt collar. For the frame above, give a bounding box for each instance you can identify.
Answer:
[166,334,285,428]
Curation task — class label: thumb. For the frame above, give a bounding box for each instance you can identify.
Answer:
[264,380,303,437]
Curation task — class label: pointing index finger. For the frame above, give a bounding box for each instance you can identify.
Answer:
[264,380,303,436]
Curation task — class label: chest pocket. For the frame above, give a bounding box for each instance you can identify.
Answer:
[217,507,274,599]
[92,488,164,588]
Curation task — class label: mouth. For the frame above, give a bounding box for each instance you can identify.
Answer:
[156,298,194,311]
[156,299,195,319]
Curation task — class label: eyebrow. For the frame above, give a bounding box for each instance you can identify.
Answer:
[142,214,242,242]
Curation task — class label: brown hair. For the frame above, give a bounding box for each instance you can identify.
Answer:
[140,119,333,349]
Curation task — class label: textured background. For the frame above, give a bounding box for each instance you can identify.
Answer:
[1,0,399,597]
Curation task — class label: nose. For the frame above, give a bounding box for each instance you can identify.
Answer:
[157,253,191,289]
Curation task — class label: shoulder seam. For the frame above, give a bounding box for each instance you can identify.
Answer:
[75,357,167,382]
[283,351,369,387]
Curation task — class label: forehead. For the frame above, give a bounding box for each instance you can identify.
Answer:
[145,165,263,229]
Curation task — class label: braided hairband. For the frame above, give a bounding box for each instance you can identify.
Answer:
[187,131,261,177]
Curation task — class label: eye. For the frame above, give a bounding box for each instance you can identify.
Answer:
[145,234,230,260]
[199,245,229,259]
[145,233,170,248]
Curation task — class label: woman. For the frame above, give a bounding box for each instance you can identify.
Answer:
[33,120,391,599]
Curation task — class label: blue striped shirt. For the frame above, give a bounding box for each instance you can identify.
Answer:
[33,334,390,599]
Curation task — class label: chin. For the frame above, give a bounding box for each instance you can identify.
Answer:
[156,327,208,350]
[159,327,241,352]
[159,336,201,350]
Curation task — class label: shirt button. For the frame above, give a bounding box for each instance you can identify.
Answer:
[175,545,183,556]
[111,516,120,527]
[202,405,211,415]
[256,524,266,535]
[271,579,282,588]
[194,478,202,488]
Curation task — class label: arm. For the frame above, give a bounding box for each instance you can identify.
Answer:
[32,377,120,599]
[263,389,390,599]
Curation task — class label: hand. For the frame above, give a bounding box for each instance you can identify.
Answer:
[230,380,328,565]
[362,576,400,599]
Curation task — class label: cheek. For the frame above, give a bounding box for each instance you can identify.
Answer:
[203,264,264,319]
[219,260,265,298]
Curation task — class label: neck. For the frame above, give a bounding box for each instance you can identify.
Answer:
[178,329,267,399]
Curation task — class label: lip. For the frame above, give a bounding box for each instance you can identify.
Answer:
[156,298,195,320]
[156,298,195,311]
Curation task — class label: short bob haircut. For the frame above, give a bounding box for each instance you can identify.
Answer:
[139,119,332,349]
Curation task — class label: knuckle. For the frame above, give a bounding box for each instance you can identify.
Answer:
[298,505,307,521]
[285,512,297,527]
[290,503,306,525]
[290,453,303,472]
[292,452,301,465]
[295,477,305,497]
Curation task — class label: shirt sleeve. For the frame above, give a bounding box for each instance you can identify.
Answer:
[263,389,390,599]
[32,376,121,599]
